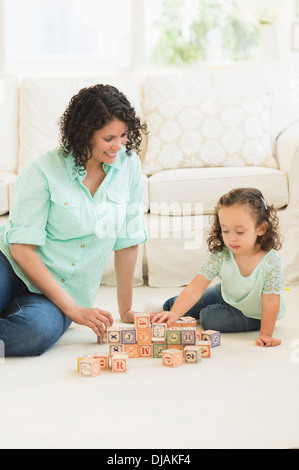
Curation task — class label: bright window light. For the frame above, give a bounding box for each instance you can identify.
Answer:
[4,0,131,70]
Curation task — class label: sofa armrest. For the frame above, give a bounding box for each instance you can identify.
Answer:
[276,120,299,210]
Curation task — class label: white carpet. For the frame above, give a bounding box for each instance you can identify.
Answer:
[0,283,299,450]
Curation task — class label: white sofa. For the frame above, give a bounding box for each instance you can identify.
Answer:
[0,63,299,287]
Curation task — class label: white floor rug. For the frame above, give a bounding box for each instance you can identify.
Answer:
[0,283,299,450]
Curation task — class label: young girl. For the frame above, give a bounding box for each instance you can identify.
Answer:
[151,188,285,347]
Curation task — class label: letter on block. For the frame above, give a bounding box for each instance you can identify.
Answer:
[134,312,151,330]
[201,329,221,347]
[77,353,92,372]
[181,327,196,345]
[166,329,181,345]
[107,327,122,344]
[196,340,211,358]
[121,327,137,344]
[162,349,183,367]
[152,342,167,358]
[152,323,167,340]
[93,353,109,370]
[139,344,153,357]
[184,345,201,363]
[124,344,140,358]
[111,353,128,373]
[80,358,101,377]
[109,344,124,356]
[137,329,152,344]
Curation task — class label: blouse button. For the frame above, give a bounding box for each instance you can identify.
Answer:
[61,279,65,283]
[81,244,85,248]
[64,202,68,206]
[71,262,76,266]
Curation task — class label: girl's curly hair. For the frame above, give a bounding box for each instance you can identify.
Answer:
[58,84,147,170]
[207,187,282,253]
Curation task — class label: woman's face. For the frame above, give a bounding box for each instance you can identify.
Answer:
[89,119,128,165]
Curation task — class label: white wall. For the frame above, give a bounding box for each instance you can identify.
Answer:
[277,0,299,66]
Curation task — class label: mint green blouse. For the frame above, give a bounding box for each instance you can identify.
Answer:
[198,247,285,320]
[0,148,147,308]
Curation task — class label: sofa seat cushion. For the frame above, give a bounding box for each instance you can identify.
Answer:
[148,166,288,215]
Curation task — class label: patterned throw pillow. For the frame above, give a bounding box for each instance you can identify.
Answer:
[142,94,277,176]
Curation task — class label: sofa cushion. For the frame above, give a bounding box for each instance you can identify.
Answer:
[19,75,144,172]
[148,166,288,215]
[142,94,277,175]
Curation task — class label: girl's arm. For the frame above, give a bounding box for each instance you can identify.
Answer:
[256,293,281,347]
[151,275,211,326]
[114,244,138,323]
[10,243,113,336]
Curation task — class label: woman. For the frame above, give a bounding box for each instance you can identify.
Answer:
[0,84,148,356]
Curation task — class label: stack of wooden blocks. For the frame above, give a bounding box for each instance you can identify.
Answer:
[78,312,221,376]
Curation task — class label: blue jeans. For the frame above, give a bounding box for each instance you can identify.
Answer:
[163,283,261,333]
[0,251,72,356]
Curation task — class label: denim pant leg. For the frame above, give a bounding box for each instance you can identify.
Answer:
[163,283,224,320]
[163,283,261,333]
[0,250,28,312]
[0,251,72,357]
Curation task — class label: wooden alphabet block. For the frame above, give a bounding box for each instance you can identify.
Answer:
[162,349,184,367]
[180,316,197,328]
[137,329,152,344]
[97,332,108,344]
[181,327,196,345]
[196,340,211,358]
[167,344,183,350]
[201,329,221,347]
[79,357,101,377]
[93,353,109,370]
[111,353,128,373]
[109,344,124,356]
[166,329,181,345]
[77,353,92,372]
[107,327,122,344]
[124,343,140,358]
[152,342,167,358]
[196,329,203,341]
[184,345,202,363]
[151,322,167,340]
[121,327,137,344]
[139,344,153,358]
[134,312,151,330]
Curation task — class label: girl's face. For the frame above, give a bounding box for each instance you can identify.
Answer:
[218,204,267,255]
[89,118,128,165]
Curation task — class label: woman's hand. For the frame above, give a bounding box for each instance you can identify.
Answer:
[256,334,281,347]
[69,306,113,337]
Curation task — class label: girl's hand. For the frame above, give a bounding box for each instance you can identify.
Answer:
[151,310,181,326]
[69,306,113,337]
[256,335,281,347]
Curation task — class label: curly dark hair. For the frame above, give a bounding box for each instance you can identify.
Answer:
[59,84,147,170]
[207,187,282,253]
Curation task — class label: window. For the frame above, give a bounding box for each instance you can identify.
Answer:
[144,0,281,66]
[2,0,281,73]
[3,0,131,72]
